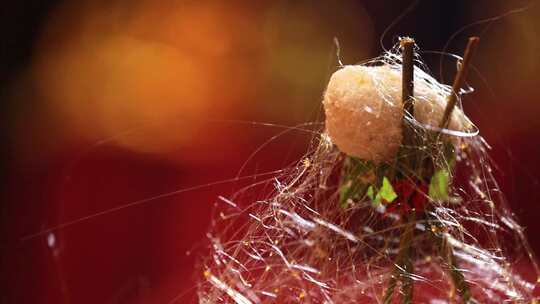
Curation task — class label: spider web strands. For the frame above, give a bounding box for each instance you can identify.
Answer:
[199,42,540,303]
[205,272,253,304]
[19,118,323,241]
[21,168,288,241]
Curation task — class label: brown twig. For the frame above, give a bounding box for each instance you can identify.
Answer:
[433,37,479,304]
[383,37,417,304]
[442,236,472,303]
[383,211,416,304]
[401,37,415,115]
[399,38,416,304]
[399,211,416,304]
[440,37,480,129]
[399,37,418,174]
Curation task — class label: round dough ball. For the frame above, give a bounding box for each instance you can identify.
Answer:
[323,64,470,162]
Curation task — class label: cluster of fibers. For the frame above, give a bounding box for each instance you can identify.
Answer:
[197,46,539,303]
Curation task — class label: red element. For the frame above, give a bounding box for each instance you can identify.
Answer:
[387,179,428,215]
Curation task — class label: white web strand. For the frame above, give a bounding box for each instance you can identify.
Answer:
[198,45,539,303]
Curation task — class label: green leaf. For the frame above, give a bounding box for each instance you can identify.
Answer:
[338,157,397,208]
[429,169,450,201]
[377,176,398,203]
[368,177,397,206]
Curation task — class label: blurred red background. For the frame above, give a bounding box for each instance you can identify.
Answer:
[2,0,540,303]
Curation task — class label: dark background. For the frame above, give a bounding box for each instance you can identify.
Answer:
[2,0,540,303]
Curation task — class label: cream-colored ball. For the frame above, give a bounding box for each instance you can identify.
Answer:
[323,64,470,162]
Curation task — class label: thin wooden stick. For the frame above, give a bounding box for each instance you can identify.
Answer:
[399,211,416,304]
[399,37,417,173]
[394,37,416,304]
[401,37,415,114]
[440,37,479,129]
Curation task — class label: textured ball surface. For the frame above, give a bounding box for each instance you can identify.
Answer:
[323,65,469,162]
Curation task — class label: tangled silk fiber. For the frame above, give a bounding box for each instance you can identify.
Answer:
[198,43,539,303]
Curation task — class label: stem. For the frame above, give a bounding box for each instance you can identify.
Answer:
[399,37,418,175]
[441,235,472,303]
[383,39,417,303]
[383,211,416,304]
[383,272,398,304]
[425,37,480,180]
[440,37,480,129]
[435,38,479,302]
[400,38,415,304]
[399,211,416,304]
[401,37,415,116]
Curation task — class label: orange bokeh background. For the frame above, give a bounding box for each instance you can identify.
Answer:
[3,1,540,303]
